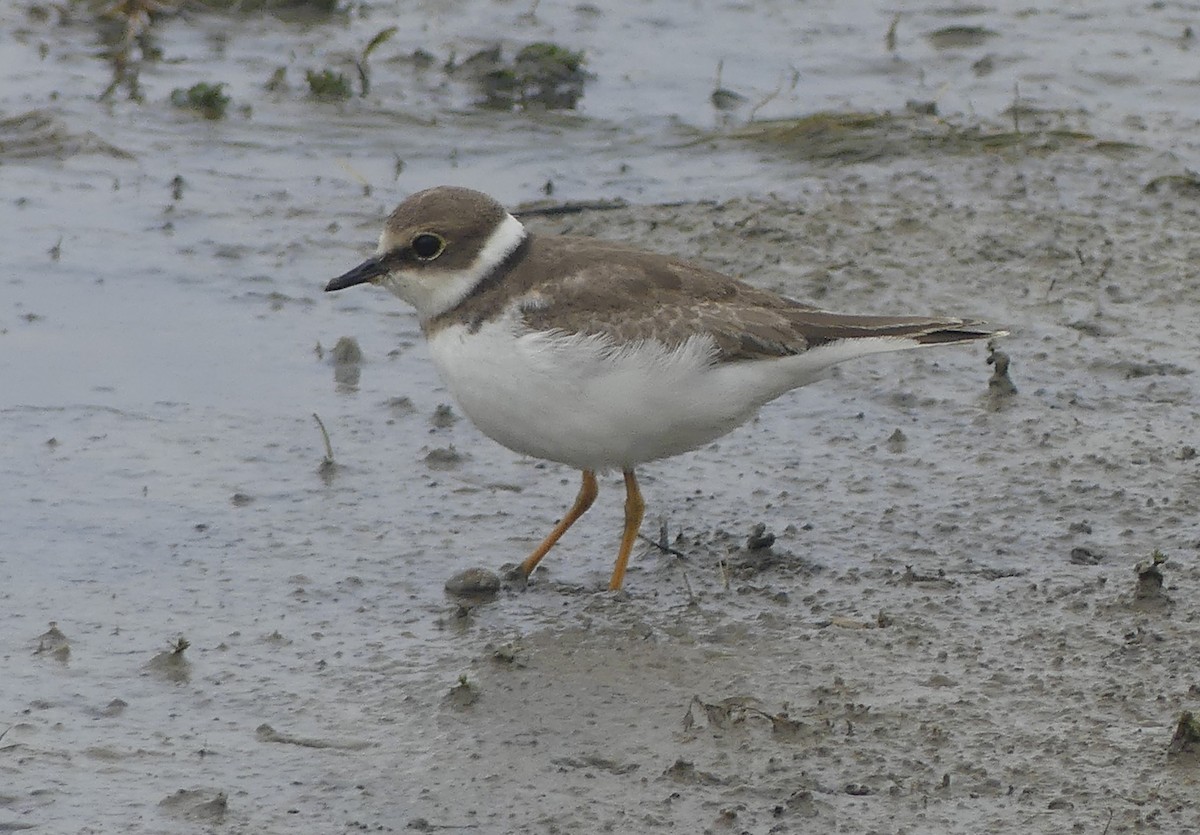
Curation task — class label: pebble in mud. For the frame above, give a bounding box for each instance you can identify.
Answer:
[98,698,128,717]
[444,567,501,602]
[1069,546,1104,565]
[744,522,776,551]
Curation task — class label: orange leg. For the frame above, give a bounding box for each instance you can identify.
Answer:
[517,469,598,579]
[608,469,645,591]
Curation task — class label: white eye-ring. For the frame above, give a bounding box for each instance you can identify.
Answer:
[412,233,446,260]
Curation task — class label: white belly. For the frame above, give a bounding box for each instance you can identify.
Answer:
[425,315,797,471]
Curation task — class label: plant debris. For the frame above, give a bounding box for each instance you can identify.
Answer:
[170,82,230,119]
[453,42,589,110]
[306,68,352,100]
[1167,711,1200,757]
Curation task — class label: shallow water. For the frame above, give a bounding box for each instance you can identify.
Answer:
[3,1,1199,832]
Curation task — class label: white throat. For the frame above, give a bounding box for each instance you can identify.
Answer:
[382,212,527,322]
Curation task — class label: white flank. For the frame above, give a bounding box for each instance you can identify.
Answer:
[763,334,939,391]
[426,316,967,471]
[380,212,527,322]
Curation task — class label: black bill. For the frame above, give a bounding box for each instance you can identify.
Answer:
[326,257,386,292]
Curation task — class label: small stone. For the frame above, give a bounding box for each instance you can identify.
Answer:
[1069,547,1102,565]
[444,567,501,601]
[745,523,775,551]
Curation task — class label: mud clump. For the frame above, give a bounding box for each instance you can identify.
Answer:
[430,403,458,429]
[682,695,805,740]
[663,758,727,786]
[445,675,479,710]
[330,337,363,365]
[158,788,227,823]
[330,336,363,389]
[1131,551,1170,610]
[0,110,131,160]
[34,621,71,663]
[424,446,466,471]
[256,724,373,750]
[714,523,818,582]
[1069,546,1104,565]
[144,637,191,683]
[725,109,1137,165]
[744,523,776,551]
[927,25,1000,49]
[986,343,1018,402]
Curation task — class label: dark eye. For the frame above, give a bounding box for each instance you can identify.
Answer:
[411,233,445,260]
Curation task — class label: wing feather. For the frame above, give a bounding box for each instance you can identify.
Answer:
[515,237,998,363]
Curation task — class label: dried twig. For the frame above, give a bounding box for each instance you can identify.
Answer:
[312,413,335,464]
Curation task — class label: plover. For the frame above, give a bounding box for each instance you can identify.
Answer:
[327,186,1003,590]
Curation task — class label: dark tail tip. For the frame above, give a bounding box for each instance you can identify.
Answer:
[914,323,1007,345]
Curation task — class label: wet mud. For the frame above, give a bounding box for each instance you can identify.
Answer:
[3,1,1199,833]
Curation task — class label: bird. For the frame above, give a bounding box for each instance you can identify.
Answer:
[326,186,1003,591]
